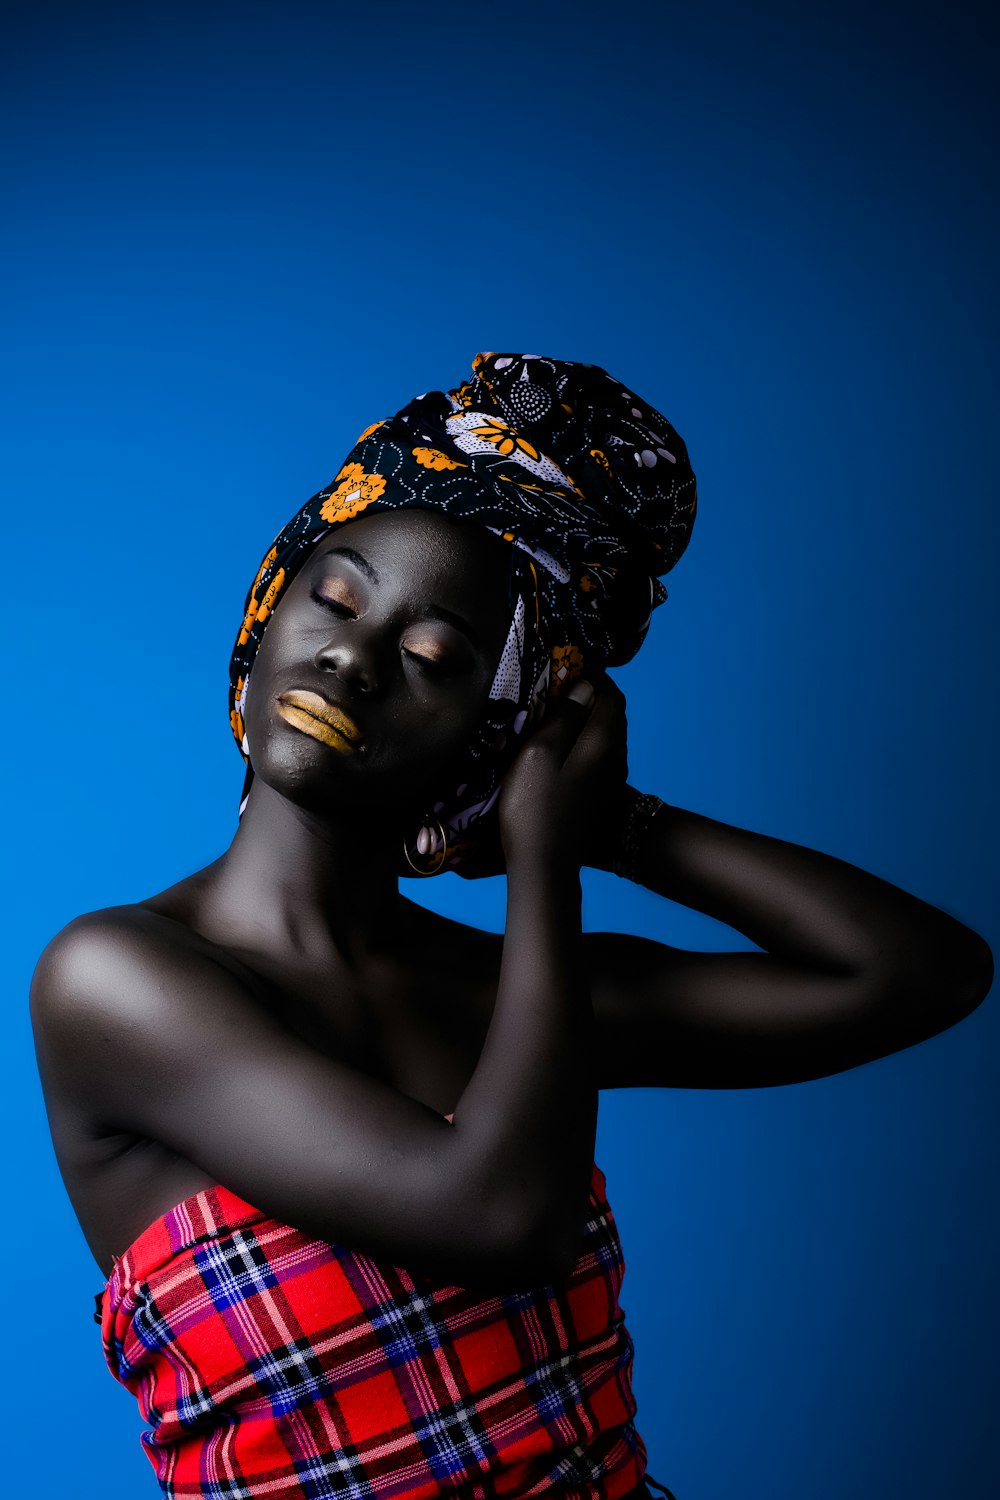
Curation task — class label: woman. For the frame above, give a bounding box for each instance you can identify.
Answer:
[30,352,992,1500]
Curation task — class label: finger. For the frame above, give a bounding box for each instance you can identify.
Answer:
[560,676,628,768]
[569,675,623,741]
[565,678,596,710]
[589,669,626,711]
[524,678,595,764]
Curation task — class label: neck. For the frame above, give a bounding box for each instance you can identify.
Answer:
[207,778,408,965]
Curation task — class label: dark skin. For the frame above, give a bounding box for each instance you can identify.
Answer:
[30,509,994,1310]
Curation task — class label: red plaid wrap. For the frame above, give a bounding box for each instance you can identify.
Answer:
[97,1144,649,1500]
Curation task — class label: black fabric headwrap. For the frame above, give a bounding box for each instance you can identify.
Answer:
[229,351,697,871]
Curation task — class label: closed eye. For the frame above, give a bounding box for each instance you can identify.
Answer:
[311,589,354,617]
[401,642,464,678]
[311,589,458,675]
[403,648,447,673]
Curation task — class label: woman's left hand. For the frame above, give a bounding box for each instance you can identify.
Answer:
[455,670,631,880]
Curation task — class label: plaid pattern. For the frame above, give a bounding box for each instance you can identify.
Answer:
[97,1144,648,1500]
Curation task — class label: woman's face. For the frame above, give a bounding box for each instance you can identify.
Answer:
[242,507,515,821]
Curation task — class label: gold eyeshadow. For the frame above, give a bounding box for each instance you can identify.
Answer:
[315,577,357,609]
[312,562,470,672]
[404,638,448,662]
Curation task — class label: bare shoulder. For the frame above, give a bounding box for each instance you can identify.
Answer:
[33,901,217,999]
[28,897,568,1289]
[29,903,245,1092]
[38,900,182,954]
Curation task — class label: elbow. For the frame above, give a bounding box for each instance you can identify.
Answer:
[395,1218,572,1298]
[485,1199,587,1290]
[928,926,994,1021]
[542,1225,588,1284]
[498,1229,581,1289]
[878,926,994,1037]
[446,1233,569,1296]
[515,1199,589,1286]
[955,931,995,1015]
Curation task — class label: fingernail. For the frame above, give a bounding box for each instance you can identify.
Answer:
[566,679,594,706]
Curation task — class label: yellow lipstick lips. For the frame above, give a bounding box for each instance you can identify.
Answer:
[276,690,363,753]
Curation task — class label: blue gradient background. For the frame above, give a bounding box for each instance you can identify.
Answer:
[3,3,997,1495]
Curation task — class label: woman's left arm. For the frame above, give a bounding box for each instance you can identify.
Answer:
[587,787,994,1089]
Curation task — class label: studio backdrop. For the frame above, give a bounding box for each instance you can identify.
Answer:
[3,4,997,1498]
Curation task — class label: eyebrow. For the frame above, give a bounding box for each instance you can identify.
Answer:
[322,545,379,584]
[318,544,483,649]
[422,602,482,648]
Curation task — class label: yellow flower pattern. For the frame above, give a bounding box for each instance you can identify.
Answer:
[237,547,278,645]
[549,642,586,697]
[320,463,387,524]
[412,446,466,472]
[355,420,387,444]
[452,379,477,410]
[470,418,541,462]
[230,676,246,746]
[254,568,286,627]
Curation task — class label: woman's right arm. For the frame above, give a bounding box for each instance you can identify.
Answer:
[30,681,607,1293]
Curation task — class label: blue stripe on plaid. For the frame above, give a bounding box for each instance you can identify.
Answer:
[349,1282,452,1367]
[289,1448,368,1500]
[243,1336,344,1419]
[405,1400,495,1485]
[194,1228,285,1309]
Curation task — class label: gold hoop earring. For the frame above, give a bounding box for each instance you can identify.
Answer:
[402,816,449,876]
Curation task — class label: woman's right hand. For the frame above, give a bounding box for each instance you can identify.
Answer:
[496,676,619,871]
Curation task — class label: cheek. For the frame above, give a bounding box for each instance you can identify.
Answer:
[240,675,281,774]
[240,603,302,715]
[379,700,469,767]
[239,633,290,755]
[422,674,493,739]
[240,665,269,747]
[377,689,488,784]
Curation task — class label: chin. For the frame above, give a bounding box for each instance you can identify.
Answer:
[251,744,423,828]
[279,771,368,821]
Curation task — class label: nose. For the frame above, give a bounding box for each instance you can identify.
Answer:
[313,623,382,695]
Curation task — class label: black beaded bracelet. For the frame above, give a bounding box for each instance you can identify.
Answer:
[611,790,668,882]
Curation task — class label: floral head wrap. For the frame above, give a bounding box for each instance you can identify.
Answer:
[230,351,697,871]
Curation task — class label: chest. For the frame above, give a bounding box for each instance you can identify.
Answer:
[262,949,499,1114]
[72,933,501,1278]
